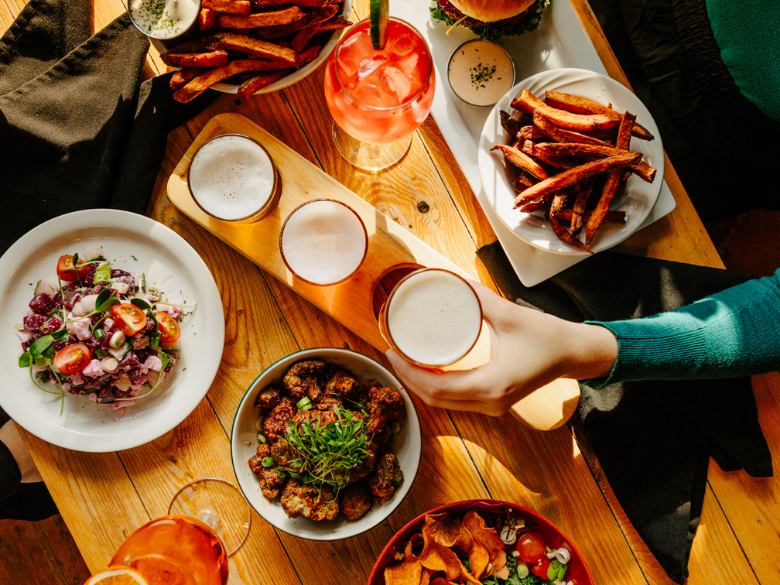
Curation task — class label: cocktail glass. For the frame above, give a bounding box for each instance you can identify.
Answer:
[324,17,435,171]
[102,479,251,585]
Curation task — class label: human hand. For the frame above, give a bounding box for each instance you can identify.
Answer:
[386,280,618,416]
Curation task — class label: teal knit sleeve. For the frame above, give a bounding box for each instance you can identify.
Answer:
[584,268,780,388]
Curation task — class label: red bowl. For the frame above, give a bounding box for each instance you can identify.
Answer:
[367,500,594,585]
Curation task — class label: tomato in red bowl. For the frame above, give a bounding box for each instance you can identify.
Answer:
[367,500,593,585]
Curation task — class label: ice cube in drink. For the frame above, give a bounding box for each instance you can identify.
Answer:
[188,134,279,223]
[280,199,368,286]
[382,269,483,367]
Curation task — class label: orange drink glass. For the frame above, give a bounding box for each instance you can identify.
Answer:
[110,515,228,585]
[323,17,435,171]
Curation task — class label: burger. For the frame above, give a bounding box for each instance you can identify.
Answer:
[430,0,551,41]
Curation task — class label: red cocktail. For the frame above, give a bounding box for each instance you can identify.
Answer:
[324,17,435,170]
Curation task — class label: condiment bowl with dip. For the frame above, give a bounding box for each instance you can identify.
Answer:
[128,0,201,41]
[379,268,483,367]
[188,133,281,223]
[447,39,515,108]
[279,199,369,286]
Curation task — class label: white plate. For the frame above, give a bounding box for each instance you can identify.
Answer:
[478,68,665,255]
[231,347,421,541]
[0,210,224,452]
[392,0,676,284]
[211,0,353,95]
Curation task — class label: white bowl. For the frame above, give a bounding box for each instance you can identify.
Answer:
[230,347,421,540]
[478,68,664,255]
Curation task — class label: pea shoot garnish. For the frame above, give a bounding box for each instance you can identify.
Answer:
[279,407,373,494]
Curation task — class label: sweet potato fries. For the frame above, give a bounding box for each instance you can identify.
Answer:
[494,89,657,253]
[162,0,351,103]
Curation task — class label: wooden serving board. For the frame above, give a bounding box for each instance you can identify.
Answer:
[167,113,580,430]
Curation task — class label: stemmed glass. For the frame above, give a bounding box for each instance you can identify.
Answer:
[323,17,436,171]
[103,479,251,585]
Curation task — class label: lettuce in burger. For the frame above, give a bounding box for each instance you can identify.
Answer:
[430,0,552,41]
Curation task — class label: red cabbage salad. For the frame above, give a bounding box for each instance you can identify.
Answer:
[15,247,194,415]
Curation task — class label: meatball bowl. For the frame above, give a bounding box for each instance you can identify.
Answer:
[231,347,421,540]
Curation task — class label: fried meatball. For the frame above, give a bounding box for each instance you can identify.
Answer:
[290,409,339,430]
[340,482,372,521]
[323,367,360,400]
[367,386,406,435]
[264,397,296,442]
[348,441,377,483]
[270,439,299,467]
[315,395,343,411]
[248,444,285,498]
[280,479,339,521]
[248,443,273,473]
[283,360,325,401]
[369,453,403,501]
[254,384,282,410]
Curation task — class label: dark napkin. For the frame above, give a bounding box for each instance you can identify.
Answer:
[477,242,773,584]
[0,0,218,256]
[0,0,217,517]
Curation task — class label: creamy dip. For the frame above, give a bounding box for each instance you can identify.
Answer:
[129,0,200,39]
[448,40,515,107]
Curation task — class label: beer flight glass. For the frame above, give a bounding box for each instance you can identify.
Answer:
[380,268,484,367]
[279,198,368,286]
[324,17,436,171]
[188,134,281,223]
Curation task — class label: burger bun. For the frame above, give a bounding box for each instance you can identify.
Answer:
[447,0,538,23]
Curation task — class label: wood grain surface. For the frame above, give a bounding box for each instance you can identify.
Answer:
[2,2,777,585]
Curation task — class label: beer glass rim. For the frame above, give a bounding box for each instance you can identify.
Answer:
[187,133,280,223]
[331,16,434,112]
[380,268,484,367]
[279,198,369,286]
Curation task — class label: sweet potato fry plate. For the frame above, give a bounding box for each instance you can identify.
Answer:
[164,0,353,101]
[479,69,664,255]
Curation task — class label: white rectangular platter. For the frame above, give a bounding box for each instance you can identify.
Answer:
[392,0,676,286]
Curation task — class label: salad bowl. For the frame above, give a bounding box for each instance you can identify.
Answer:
[368,499,594,585]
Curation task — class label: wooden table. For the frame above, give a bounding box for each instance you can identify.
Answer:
[4,1,779,584]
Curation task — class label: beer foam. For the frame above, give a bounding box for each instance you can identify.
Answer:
[189,135,275,221]
[387,270,481,366]
[281,200,367,285]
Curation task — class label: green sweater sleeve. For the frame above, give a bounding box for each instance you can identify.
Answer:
[585,268,780,388]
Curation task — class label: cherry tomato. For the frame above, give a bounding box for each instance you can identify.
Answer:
[53,344,92,375]
[56,255,89,282]
[516,531,547,564]
[530,558,551,579]
[111,303,148,336]
[155,311,181,343]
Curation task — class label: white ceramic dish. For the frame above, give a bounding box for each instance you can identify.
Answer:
[392,1,677,284]
[231,347,421,541]
[0,210,224,452]
[478,68,664,255]
[212,0,353,95]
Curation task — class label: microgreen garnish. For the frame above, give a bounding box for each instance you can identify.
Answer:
[279,407,373,494]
